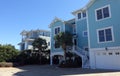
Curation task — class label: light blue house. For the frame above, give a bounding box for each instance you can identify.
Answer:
[86,0,120,70]
[49,16,89,68]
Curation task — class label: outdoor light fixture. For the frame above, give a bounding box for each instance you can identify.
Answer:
[105,47,108,51]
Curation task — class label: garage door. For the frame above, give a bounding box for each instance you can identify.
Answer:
[95,50,120,70]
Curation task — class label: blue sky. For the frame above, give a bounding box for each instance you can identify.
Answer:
[0,0,89,49]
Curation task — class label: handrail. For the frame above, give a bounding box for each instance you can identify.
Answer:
[74,46,88,56]
[66,45,88,56]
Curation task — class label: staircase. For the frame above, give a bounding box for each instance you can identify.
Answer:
[73,46,90,68]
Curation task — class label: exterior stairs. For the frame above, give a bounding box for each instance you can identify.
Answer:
[73,46,90,68]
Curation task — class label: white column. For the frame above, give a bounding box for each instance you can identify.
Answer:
[72,38,75,52]
[50,56,53,65]
[82,56,84,68]
[59,56,63,64]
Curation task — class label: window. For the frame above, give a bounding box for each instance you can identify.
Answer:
[109,52,112,55]
[82,11,86,18]
[83,31,88,37]
[77,11,86,20]
[43,32,44,36]
[55,41,60,48]
[96,5,110,20]
[96,9,103,20]
[55,27,60,35]
[116,52,120,55]
[103,7,110,18]
[98,30,105,42]
[78,13,81,19]
[73,25,76,33]
[40,32,43,36]
[105,28,112,41]
[48,42,50,46]
[98,27,113,43]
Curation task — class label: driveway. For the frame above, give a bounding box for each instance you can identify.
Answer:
[0,65,120,76]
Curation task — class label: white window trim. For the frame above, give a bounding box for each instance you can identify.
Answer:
[54,26,61,36]
[97,26,114,44]
[76,11,87,21]
[95,4,111,21]
[83,31,88,37]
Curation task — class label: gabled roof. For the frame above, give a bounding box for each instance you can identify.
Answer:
[72,0,96,15]
[49,17,64,28]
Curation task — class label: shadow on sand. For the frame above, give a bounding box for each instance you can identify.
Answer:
[13,65,120,76]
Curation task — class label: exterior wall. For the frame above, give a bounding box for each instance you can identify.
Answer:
[88,0,120,49]
[65,24,73,33]
[50,20,65,54]
[76,19,88,49]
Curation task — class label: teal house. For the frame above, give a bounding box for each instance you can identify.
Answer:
[49,16,89,68]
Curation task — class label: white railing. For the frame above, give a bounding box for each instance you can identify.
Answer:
[66,45,88,56]
[74,46,88,56]
[73,46,89,68]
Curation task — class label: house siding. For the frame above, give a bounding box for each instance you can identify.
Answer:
[88,0,120,49]
[76,19,88,49]
[87,0,120,69]
[50,20,65,53]
[65,24,73,33]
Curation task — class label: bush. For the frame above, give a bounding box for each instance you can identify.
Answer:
[0,44,19,62]
[16,50,50,65]
[59,60,79,68]
[0,62,13,67]
[58,57,82,68]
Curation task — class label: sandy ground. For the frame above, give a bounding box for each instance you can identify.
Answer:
[0,65,120,76]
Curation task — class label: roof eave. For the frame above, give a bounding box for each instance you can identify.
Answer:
[48,17,65,28]
[72,0,95,15]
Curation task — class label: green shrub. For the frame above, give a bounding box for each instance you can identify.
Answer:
[0,44,19,62]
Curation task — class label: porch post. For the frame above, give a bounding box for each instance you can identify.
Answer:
[50,55,53,65]
[72,38,75,52]
[82,56,84,68]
